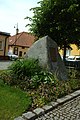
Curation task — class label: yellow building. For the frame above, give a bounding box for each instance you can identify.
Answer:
[70,44,80,56]
[8,32,36,58]
[0,31,10,60]
[59,44,80,57]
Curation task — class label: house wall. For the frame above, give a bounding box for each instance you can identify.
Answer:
[0,35,9,56]
[59,44,80,56]
[9,45,29,57]
[70,44,80,56]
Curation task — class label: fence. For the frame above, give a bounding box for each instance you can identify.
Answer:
[65,61,80,78]
[65,61,80,70]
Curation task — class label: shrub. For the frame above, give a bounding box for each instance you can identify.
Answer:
[28,78,80,109]
[67,68,80,79]
[69,79,80,91]
[9,59,42,80]
[0,70,12,85]
[2,59,55,89]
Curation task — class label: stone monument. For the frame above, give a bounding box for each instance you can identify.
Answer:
[25,36,68,80]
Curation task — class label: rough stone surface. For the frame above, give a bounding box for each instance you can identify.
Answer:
[25,36,68,80]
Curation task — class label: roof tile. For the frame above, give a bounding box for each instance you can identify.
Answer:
[9,32,36,47]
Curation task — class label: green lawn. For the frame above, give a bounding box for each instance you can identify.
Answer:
[0,80,32,120]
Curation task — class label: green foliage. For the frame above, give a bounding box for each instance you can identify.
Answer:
[9,59,41,80]
[29,70,56,88]
[25,0,80,46]
[69,79,80,90]
[0,70,13,85]
[0,59,56,89]
[0,63,80,110]
[67,68,80,79]
[29,78,80,109]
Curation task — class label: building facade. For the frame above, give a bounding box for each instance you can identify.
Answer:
[8,32,36,58]
[59,44,80,57]
[0,31,10,60]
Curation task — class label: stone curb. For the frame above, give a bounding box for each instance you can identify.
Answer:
[14,90,80,120]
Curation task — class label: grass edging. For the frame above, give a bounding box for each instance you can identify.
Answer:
[14,89,80,120]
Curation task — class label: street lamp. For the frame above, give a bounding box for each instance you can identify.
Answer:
[13,23,19,55]
[14,23,19,35]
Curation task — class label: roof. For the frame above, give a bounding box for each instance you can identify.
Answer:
[0,31,10,36]
[9,32,36,47]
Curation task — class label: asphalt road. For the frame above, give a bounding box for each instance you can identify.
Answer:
[0,61,13,70]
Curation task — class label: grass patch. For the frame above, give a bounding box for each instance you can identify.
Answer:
[0,80,32,120]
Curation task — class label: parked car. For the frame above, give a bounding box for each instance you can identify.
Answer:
[67,56,80,61]
[75,56,80,61]
[8,52,18,60]
[66,56,75,61]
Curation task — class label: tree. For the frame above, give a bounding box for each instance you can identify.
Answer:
[25,0,80,61]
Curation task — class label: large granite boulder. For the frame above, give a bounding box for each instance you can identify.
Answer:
[25,36,68,80]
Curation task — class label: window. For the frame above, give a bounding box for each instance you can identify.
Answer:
[0,41,3,50]
[24,52,26,55]
[19,51,22,57]
[22,46,25,49]
[13,47,18,55]
[66,49,71,56]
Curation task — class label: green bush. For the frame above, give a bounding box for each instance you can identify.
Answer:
[1,59,56,89]
[67,68,80,79]
[29,70,56,88]
[29,78,80,108]
[0,70,12,85]
[9,59,42,80]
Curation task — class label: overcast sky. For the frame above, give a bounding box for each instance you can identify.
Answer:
[0,0,40,35]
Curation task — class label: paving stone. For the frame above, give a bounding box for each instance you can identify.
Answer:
[33,108,44,116]
[22,111,36,120]
[57,95,72,104]
[50,101,58,108]
[42,105,53,113]
[35,95,80,120]
[70,90,80,97]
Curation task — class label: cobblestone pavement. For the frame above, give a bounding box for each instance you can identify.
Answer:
[36,96,80,120]
[0,61,13,70]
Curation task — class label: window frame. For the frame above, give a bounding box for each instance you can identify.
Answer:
[13,47,18,55]
[0,40,3,50]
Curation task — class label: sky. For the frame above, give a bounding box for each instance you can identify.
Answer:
[0,0,40,35]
